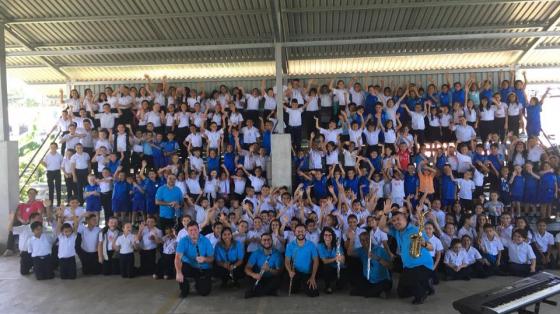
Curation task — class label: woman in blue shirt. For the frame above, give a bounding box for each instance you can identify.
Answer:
[317,227,345,294]
[214,227,245,287]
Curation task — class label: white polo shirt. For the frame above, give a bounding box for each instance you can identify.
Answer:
[95,112,119,129]
[140,227,163,250]
[28,233,55,257]
[455,125,476,143]
[78,224,101,253]
[508,242,536,264]
[116,233,136,254]
[444,248,469,267]
[533,231,554,253]
[409,111,426,130]
[44,152,63,171]
[241,126,260,144]
[58,233,77,258]
[464,246,482,265]
[285,107,304,127]
[185,133,203,148]
[319,128,343,143]
[70,152,90,170]
[427,235,444,258]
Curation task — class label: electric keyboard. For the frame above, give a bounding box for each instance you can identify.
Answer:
[452,272,560,314]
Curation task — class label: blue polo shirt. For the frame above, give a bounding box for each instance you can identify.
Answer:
[177,235,214,269]
[438,91,452,107]
[452,89,465,105]
[312,176,328,199]
[317,243,344,269]
[155,184,183,219]
[404,173,419,196]
[389,224,433,270]
[285,239,318,274]
[247,248,283,277]
[354,245,391,283]
[214,240,245,263]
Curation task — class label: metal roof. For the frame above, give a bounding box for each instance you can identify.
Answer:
[3,0,560,84]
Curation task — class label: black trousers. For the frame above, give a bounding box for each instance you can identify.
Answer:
[33,255,54,280]
[20,251,33,275]
[59,256,77,279]
[6,219,21,251]
[509,263,532,277]
[159,217,175,230]
[320,264,345,289]
[290,270,319,297]
[100,192,113,223]
[397,266,432,300]
[75,168,90,204]
[47,170,62,206]
[139,249,157,276]
[288,126,303,151]
[119,252,135,278]
[179,263,212,297]
[213,264,244,283]
[65,175,77,203]
[444,265,471,280]
[245,275,282,298]
[102,250,120,275]
[351,277,392,298]
[79,251,101,275]
[156,253,175,278]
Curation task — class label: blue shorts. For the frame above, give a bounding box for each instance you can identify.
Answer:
[442,198,455,207]
[132,199,145,212]
[511,194,523,203]
[112,199,131,212]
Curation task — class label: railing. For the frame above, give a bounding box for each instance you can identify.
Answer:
[19,124,62,195]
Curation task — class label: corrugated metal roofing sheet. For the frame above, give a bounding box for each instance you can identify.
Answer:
[6,67,68,83]
[519,48,560,66]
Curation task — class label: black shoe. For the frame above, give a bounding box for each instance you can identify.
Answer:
[180,291,188,298]
[325,287,333,294]
[412,292,428,305]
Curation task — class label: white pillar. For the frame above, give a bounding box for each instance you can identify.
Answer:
[0,23,19,248]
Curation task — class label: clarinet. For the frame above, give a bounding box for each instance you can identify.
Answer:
[366,230,373,280]
[254,254,271,287]
[336,238,342,280]
[195,244,203,271]
[228,251,235,280]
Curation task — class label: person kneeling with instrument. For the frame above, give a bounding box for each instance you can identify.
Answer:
[285,224,320,297]
[244,233,283,298]
[175,221,214,298]
[378,199,434,305]
[348,230,392,298]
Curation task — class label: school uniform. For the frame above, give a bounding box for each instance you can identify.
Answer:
[28,232,55,280]
[116,233,136,278]
[76,224,101,275]
[84,184,102,212]
[350,245,392,298]
[139,227,162,276]
[285,239,320,297]
[427,234,443,284]
[12,224,34,275]
[507,242,536,277]
[463,246,489,278]
[112,180,132,213]
[70,152,90,204]
[44,151,63,206]
[99,228,120,275]
[533,231,554,267]
[176,235,214,297]
[58,233,78,279]
[214,240,245,284]
[444,249,471,280]
[157,235,177,279]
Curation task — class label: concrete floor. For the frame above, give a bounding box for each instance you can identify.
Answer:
[0,257,559,314]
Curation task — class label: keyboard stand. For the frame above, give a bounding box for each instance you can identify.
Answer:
[517,299,557,314]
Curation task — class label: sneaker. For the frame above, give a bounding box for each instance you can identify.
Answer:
[152,274,158,279]
[2,249,14,257]
[163,275,169,280]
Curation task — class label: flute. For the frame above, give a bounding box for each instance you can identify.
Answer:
[288,258,294,296]
[366,230,373,280]
[254,254,271,287]
[336,238,342,280]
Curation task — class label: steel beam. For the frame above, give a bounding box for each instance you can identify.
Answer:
[2,10,269,24]
[282,0,560,12]
[0,23,9,141]
[515,7,560,64]
[275,43,284,133]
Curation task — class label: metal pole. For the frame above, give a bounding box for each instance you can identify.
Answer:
[275,43,284,134]
[0,23,9,141]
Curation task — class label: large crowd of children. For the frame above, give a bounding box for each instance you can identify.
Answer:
[3,71,560,304]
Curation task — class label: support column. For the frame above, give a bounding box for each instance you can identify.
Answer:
[271,43,292,191]
[0,23,20,248]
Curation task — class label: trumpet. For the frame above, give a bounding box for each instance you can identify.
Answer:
[409,211,429,259]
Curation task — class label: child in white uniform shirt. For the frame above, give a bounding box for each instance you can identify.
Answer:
[157,226,177,279]
[113,222,136,278]
[479,224,503,275]
[56,212,79,280]
[136,217,163,278]
[77,214,101,275]
[533,220,555,269]
[10,212,43,275]
[461,235,491,278]
[444,239,471,280]
[425,222,443,285]
[506,229,536,277]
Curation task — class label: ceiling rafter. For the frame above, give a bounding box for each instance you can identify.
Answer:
[514,6,560,64]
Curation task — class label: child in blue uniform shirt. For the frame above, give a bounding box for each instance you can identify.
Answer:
[84,174,102,222]
[349,231,392,298]
[112,171,132,222]
[523,163,540,216]
[538,162,557,219]
[139,160,160,217]
[161,132,179,167]
[509,165,525,218]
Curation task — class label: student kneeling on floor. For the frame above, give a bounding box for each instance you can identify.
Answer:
[175,221,214,298]
[10,212,42,275]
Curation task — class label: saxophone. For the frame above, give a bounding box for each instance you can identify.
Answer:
[409,211,429,258]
